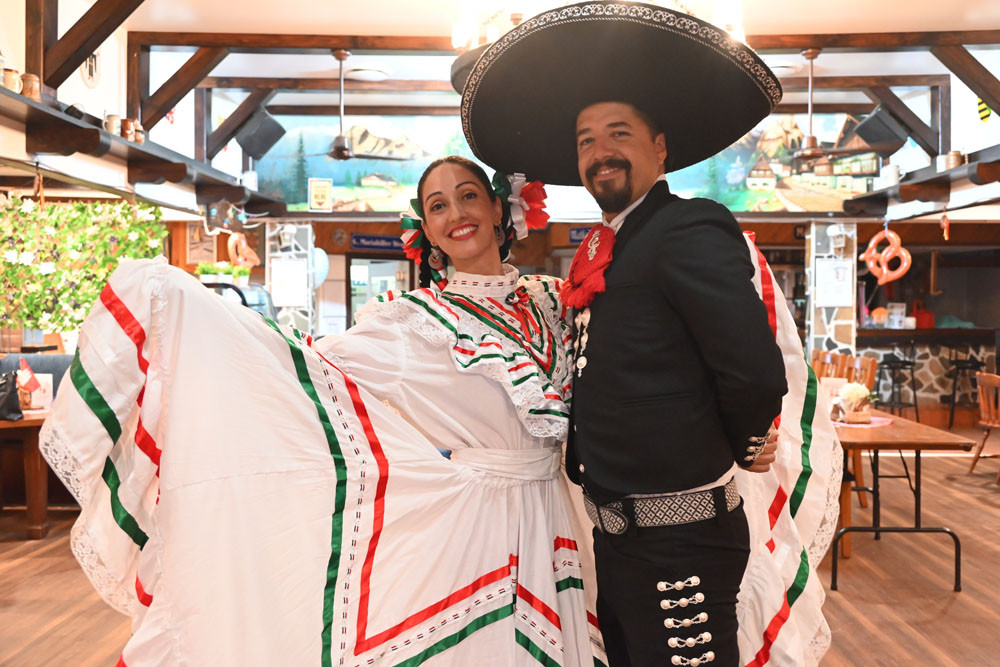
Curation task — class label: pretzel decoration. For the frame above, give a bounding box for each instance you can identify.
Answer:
[859,229,911,285]
[227,232,260,268]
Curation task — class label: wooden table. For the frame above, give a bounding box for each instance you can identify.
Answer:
[0,411,50,539]
[832,410,974,592]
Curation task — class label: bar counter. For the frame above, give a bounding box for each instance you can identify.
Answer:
[857,328,998,348]
[856,328,997,411]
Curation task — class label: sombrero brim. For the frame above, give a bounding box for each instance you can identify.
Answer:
[459,1,782,186]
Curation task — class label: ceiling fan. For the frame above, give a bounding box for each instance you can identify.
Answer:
[267,49,411,162]
[792,48,899,161]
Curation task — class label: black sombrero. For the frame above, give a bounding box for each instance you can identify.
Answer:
[456,1,782,186]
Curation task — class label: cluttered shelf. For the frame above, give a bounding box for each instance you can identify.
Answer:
[0,87,284,216]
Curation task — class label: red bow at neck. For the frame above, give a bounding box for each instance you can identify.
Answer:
[559,224,616,309]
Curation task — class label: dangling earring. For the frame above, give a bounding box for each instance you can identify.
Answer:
[495,225,505,245]
[429,245,445,266]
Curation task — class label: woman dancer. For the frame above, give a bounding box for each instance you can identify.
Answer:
[41,156,603,666]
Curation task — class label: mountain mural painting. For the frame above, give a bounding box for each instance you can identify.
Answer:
[256,116,472,213]
[255,113,883,215]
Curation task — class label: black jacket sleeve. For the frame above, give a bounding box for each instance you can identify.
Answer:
[653,198,787,467]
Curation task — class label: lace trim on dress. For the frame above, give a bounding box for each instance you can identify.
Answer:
[444,264,520,297]
[357,280,572,441]
[37,260,171,619]
[40,421,137,616]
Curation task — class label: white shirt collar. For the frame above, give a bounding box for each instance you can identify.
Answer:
[604,173,669,234]
[443,263,519,297]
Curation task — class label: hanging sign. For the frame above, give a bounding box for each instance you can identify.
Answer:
[308,178,334,212]
[814,257,854,307]
[350,234,404,252]
[569,227,593,244]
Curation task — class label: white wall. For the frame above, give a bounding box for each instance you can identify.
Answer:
[147,52,246,176]
[0,1,27,73]
[950,49,1000,155]
[56,0,128,120]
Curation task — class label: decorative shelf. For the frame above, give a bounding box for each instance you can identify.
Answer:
[844,144,1000,217]
[0,87,285,216]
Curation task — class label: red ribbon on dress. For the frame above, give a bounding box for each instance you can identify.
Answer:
[559,224,616,309]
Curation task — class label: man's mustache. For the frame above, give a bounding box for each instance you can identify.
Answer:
[586,158,631,182]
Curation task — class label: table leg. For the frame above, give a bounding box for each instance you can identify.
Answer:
[872,450,881,540]
[22,429,49,539]
[839,480,852,558]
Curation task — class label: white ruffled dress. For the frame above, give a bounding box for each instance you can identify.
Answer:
[40,259,604,667]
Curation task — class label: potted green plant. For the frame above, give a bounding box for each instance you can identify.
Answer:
[195,262,219,284]
[232,265,251,287]
[214,261,234,284]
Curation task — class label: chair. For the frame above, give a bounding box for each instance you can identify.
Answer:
[968,372,1000,483]
[877,352,920,422]
[947,350,985,429]
[845,355,879,507]
[811,350,849,379]
[846,355,879,391]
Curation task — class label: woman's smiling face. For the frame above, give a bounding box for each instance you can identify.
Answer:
[420,162,503,275]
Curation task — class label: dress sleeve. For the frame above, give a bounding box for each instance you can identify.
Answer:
[653,199,787,466]
[312,298,408,404]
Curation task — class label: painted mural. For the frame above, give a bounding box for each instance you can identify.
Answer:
[255,113,882,215]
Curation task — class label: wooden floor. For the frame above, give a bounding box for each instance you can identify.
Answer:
[0,510,131,667]
[819,447,1000,667]
[2,435,999,666]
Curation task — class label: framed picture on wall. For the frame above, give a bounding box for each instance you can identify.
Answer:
[187,222,216,264]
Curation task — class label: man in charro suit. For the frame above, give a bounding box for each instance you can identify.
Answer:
[457,3,790,665]
[562,98,785,667]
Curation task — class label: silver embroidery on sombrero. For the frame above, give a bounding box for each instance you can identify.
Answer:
[461,2,782,158]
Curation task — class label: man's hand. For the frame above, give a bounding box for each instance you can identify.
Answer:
[747,426,778,473]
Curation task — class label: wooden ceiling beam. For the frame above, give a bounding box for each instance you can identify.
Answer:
[127,161,193,185]
[931,45,1000,117]
[748,30,1000,52]
[194,88,211,162]
[24,0,58,103]
[970,161,1000,186]
[128,30,1000,54]
[267,105,459,116]
[245,200,287,217]
[198,77,453,92]
[195,183,250,206]
[130,32,454,53]
[774,103,876,115]
[867,86,940,157]
[780,75,951,91]
[142,46,228,130]
[126,34,150,122]
[898,182,951,203]
[264,103,876,117]
[25,121,111,157]
[207,88,276,159]
[44,0,146,88]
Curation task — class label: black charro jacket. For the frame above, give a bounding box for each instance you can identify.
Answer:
[566,181,787,499]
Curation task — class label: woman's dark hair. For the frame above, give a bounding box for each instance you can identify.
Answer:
[414,155,513,288]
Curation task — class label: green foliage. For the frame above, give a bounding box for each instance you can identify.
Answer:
[214,262,234,275]
[195,262,218,275]
[232,265,251,278]
[0,195,166,332]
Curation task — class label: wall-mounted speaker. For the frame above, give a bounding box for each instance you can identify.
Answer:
[854,106,909,156]
[235,109,286,160]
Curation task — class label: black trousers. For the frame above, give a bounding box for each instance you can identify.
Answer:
[592,497,750,667]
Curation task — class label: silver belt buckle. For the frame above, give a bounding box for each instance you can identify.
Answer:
[584,495,628,535]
